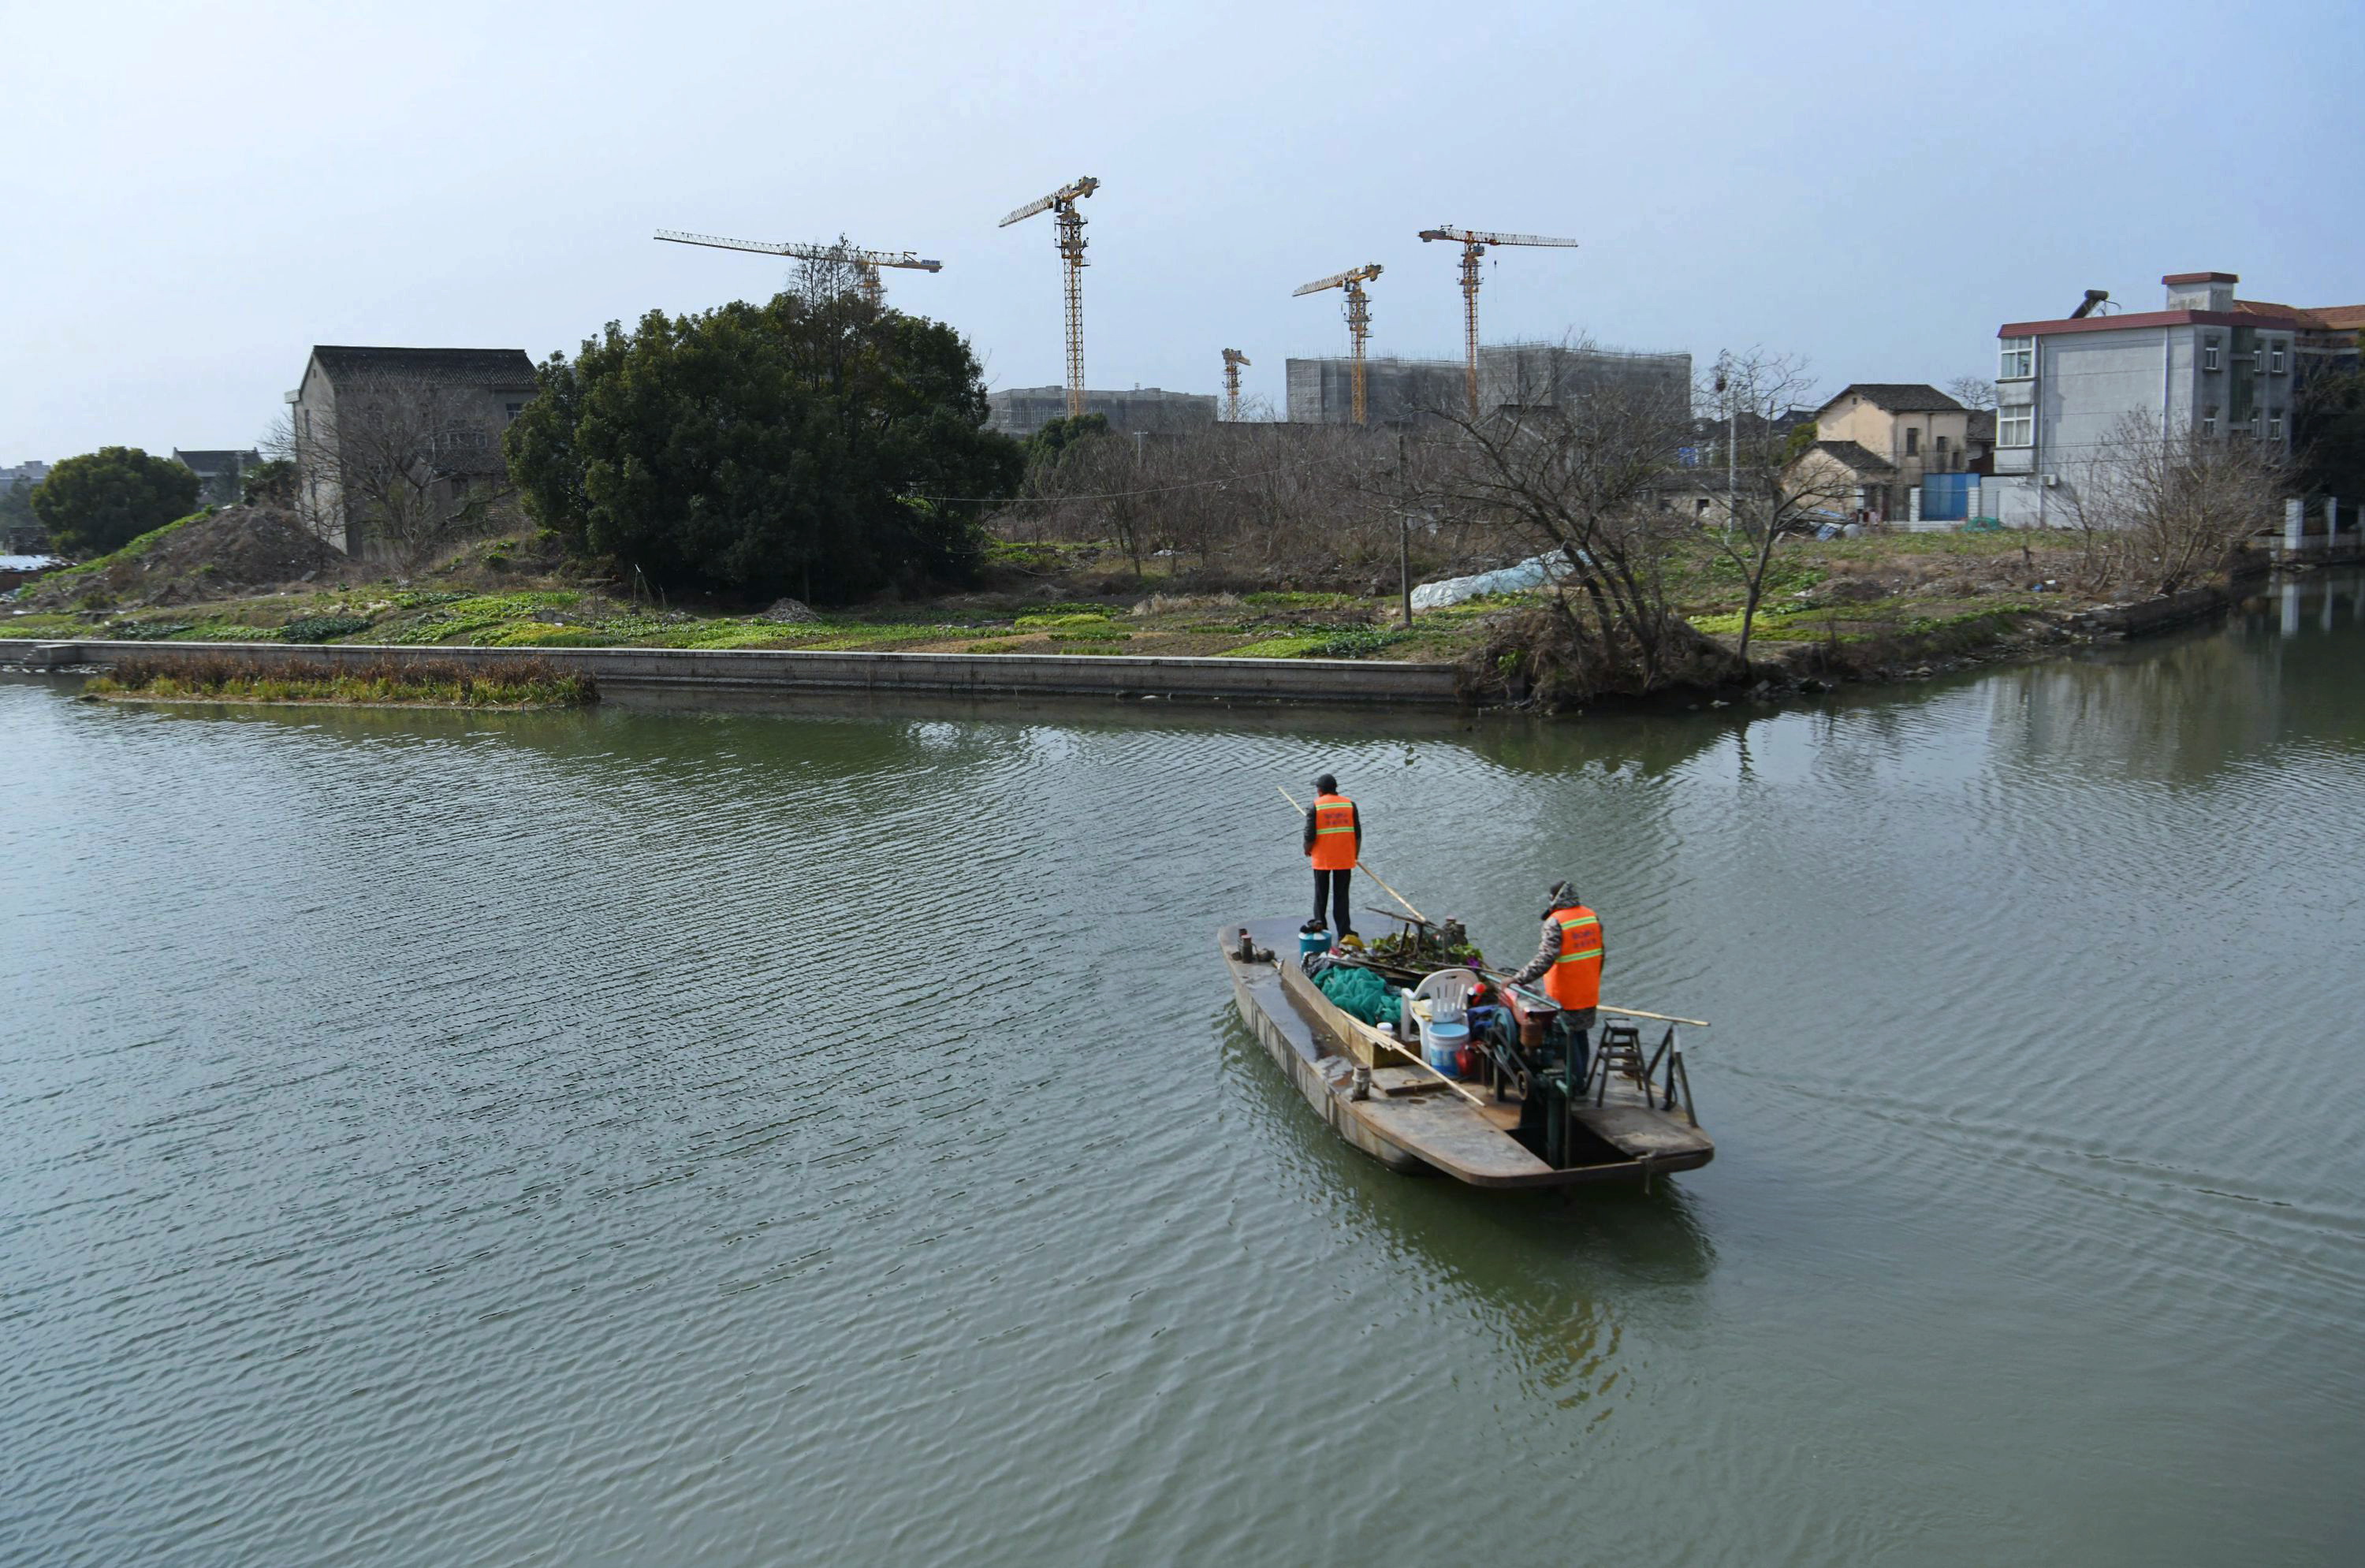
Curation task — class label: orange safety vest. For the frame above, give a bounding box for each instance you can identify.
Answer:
[1308,792,1358,871]
[1544,904,1603,1011]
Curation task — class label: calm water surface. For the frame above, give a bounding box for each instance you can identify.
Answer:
[4,576,2363,1566]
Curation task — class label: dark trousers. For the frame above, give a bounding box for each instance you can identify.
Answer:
[1310,868,1354,936]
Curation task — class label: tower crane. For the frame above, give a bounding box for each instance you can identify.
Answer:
[1417,226,1581,417]
[999,177,1101,419]
[1293,265,1384,426]
[1221,348,1250,423]
[654,229,943,308]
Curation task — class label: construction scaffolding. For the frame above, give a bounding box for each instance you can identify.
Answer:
[986,385,1217,440]
[1286,343,1692,426]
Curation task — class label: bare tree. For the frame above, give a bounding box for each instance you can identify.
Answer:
[1946,375,1998,412]
[1422,337,1716,693]
[1007,422,1415,587]
[1700,352,1857,662]
[2056,411,2287,594]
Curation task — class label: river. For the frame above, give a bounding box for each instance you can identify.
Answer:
[4,575,2361,1566]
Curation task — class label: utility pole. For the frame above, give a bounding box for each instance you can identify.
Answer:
[1398,432,1413,628]
[1718,351,1737,533]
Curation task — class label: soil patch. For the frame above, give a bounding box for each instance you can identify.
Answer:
[29,507,343,609]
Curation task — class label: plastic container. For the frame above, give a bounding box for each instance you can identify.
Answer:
[1418,1012,1470,1077]
[1298,928,1331,959]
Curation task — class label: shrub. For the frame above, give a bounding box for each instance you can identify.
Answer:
[281,615,374,643]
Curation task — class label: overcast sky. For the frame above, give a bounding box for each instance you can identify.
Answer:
[7,0,2360,461]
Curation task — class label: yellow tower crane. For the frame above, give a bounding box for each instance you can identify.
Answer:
[1416,226,1581,417]
[655,229,944,308]
[1293,264,1384,426]
[1221,348,1250,422]
[999,177,1102,419]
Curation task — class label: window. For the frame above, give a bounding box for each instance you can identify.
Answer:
[1905,427,1920,456]
[2268,411,2283,440]
[505,401,525,422]
[1696,498,1711,516]
[2202,406,2218,437]
[2203,337,2221,372]
[2268,342,2285,374]
[1999,408,2033,447]
[2252,345,2266,373]
[2250,411,2263,438]
[1999,336,2035,379]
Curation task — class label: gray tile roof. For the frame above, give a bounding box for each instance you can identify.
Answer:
[172,449,259,472]
[309,346,538,388]
[1807,439,1898,475]
[1825,382,1965,414]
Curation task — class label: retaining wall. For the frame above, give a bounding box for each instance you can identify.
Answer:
[15,639,1466,707]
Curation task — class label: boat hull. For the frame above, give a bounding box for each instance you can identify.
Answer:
[1219,918,1715,1190]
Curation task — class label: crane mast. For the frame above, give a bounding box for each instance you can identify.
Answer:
[999,177,1102,419]
[1293,265,1384,425]
[655,229,943,308]
[1417,226,1581,416]
[1220,348,1250,422]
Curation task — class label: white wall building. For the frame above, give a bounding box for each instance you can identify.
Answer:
[1986,271,2311,526]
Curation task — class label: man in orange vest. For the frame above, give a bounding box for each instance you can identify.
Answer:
[1301,773,1361,940]
[1506,879,1602,1080]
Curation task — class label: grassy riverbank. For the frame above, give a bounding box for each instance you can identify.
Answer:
[9,526,2111,668]
[86,653,597,709]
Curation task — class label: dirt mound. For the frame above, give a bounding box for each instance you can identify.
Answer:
[29,506,345,609]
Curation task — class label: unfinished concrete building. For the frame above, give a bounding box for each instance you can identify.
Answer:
[1286,343,1693,426]
[988,385,1216,440]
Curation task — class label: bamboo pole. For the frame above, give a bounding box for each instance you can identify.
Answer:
[1339,1011,1488,1108]
[1477,966,1711,1029]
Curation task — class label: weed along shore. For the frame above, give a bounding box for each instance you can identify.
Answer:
[84,652,596,710]
[36,639,1461,707]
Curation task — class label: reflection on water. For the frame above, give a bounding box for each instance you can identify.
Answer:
[2,573,2360,1567]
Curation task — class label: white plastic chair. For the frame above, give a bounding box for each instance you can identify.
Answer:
[1410,969,1480,1027]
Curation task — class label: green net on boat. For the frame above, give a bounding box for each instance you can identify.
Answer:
[1315,963,1402,1028]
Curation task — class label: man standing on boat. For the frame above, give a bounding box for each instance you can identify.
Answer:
[1506,880,1602,1082]
[1302,774,1361,940]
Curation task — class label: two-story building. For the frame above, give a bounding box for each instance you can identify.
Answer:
[1789,384,1975,523]
[173,449,261,508]
[288,345,538,558]
[1986,271,2351,525]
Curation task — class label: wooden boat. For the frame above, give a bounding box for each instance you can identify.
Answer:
[1219,916,1715,1189]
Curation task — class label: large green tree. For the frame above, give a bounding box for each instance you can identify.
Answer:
[506,291,1022,602]
[29,447,202,557]
[2295,357,2365,500]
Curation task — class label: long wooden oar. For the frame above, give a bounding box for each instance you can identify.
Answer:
[1477,966,1711,1029]
[1336,1009,1489,1108]
[1276,785,1429,925]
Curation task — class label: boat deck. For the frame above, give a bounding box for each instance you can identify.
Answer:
[1221,918,1713,1189]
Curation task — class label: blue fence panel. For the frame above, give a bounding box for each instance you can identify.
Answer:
[1921,472,1973,522]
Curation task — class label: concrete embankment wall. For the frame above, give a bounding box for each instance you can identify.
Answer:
[18,639,1467,707]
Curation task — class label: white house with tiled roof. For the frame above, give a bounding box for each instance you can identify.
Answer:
[1987,271,2356,524]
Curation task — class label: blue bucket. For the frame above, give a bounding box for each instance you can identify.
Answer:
[1298,929,1331,959]
[1422,1018,1469,1076]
